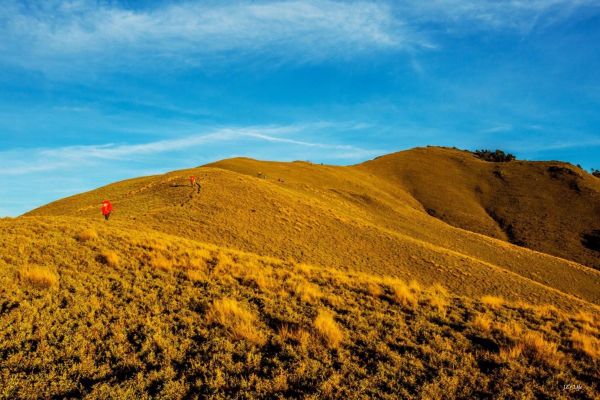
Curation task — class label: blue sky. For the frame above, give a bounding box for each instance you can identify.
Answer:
[1,0,599,216]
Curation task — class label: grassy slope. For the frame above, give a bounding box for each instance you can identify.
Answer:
[359,147,600,270]
[1,217,599,399]
[4,147,599,398]
[27,154,600,309]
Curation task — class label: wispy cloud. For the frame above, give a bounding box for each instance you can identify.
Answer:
[402,0,598,32]
[0,122,384,215]
[2,0,594,76]
[0,124,382,176]
[514,138,600,152]
[480,124,513,134]
[0,0,413,74]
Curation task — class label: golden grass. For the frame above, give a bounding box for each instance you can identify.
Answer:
[277,324,310,348]
[390,281,418,310]
[98,250,119,267]
[185,269,206,282]
[497,321,523,340]
[314,310,343,348]
[425,283,449,314]
[471,313,493,333]
[519,331,560,367]
[1,216,599,398]
[151,254,173,271]
[206,298,265,345]
[75,228,98,242]
[24,148,600,314]
[409,279,423,292]
[19,266,58,289]
[289,279,322,303]
[481,295,504,309]
[499,343,524,362]
[571,330,600,359]
[364,281,383,298]
[573,311,594,324]
[534,304,559,319]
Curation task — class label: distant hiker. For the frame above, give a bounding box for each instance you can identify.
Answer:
[101,200,113,221]
[189,175,196,188]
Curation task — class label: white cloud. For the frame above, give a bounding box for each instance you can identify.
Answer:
[402,0,597,31]
[481,124,513,134]
[0,124,381,176]
[0,0,595,75]
[0,0,414,74]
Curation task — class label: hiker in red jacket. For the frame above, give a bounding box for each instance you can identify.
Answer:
[189,175,196,188]
[101,200,113,221]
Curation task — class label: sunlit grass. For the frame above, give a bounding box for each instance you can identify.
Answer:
[314,310,343,348]
[19,266,58,289]
[206,298,266,345]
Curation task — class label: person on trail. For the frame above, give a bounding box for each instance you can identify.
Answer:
[101,200,113,221]
[189,175,196,188]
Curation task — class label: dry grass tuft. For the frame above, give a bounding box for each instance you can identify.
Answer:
[574,311,594,325]
[425,283,449,314]
[314,310,343,348]
[19,266,58,289]
[429,282,447,296]
[497,321,523,340]
[206,298,265,345]
[534,304,559,319]
[391,281,418,310]
[151,254,173,271]
[98,250,119,267]
[499,343,524,362]
[471,313,493,333]
[75,228,98,242]
[409,280,422,293]
[277,324,310,348]
[571,330,600,359]
[364,281,383,298]
[290,279,322,303]
[186,269,206,282]
[519,331,560,367]
[481,295,504,309]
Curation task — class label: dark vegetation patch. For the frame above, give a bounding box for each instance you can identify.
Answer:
[426,208,438,217]
[472,149,516,163]
[547,166,583,193]
[492,168,505,181]
[581,230,600,252]
[548,165,577,178]
[485,209,526,247]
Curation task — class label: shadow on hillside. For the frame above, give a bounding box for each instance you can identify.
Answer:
[581,230,600,252]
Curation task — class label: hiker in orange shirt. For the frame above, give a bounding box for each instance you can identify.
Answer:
[101,200,113,221]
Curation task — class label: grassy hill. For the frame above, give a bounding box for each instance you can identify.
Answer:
[359,147,600,270]
[2,146,599,398]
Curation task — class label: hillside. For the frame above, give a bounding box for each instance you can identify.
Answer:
[1,217,599,398]
[3,146,600,398]
[27,148,600,308]
[359,147,600,270]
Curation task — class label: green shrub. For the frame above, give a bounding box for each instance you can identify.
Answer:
[473,149,516,162]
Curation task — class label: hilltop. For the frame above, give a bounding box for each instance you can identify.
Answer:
[2,146,599,398]
[359,147,600,270]
[27,147,600,306]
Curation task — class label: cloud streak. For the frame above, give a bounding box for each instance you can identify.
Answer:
[0,0,410,74]
[401,0,597,31]
[2,0,595,76]
[0,124,382,176]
